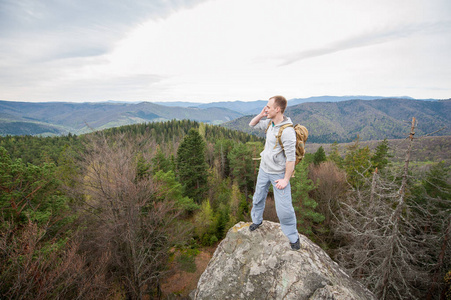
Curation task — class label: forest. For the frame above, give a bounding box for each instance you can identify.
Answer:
[0,119,450,299]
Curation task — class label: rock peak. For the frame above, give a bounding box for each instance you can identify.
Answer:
[194,221,375,300]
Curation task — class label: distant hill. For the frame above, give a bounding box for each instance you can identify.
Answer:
[0,101,243,136]
[196,100,268,114]
[1,97,448,137]
[158,96,441,115]
[223,99,451,143]
[288,95,410,106]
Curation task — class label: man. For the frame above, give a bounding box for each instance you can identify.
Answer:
[248,95,300,250]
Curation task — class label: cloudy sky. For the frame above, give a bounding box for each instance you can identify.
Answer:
[1,0,450,103]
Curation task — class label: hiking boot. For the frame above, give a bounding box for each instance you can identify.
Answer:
[290,238,300,250]
[249,222,262,231]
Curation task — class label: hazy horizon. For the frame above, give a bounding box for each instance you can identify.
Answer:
[1,95,447,105]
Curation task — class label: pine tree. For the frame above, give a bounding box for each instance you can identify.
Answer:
[228,142,260,196]
[214,139,234,178]
[328,141,343,168]
[194,200,217,245]
[371,139,391,171]
[176,129,208,203]
[153,170,199,212]
[152,146,174,174]
[313,146,327,166]
[343,138,372,188]
[291,161,324,237]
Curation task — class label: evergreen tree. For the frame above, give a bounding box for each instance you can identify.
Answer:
[226,182,248,229]
[176,128,208,203]
[153,170,199,212]
[0,146,74,298]
[371,139,391,171]
[413,162,451,297]
[421,161,451,200]
[343,138,372,188]
[0,146,69,225]
[228,143,257,196]
[194,200,217,246]
[136,153,151,180]
[291,161,324,237]
[152,146,174,174]
[214,139,234,178]
[214,203,230,240]
[328,141,343,168]
[313,146,327,166]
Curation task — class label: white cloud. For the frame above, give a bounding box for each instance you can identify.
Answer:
[277,21,451,66]
[0,0,450,102]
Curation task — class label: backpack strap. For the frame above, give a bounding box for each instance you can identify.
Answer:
[265,120,271,134]
[274,124,293,150]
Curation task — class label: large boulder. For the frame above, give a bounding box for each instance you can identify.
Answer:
[194,221,376,300]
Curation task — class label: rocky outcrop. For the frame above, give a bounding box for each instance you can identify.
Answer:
[194,221,376,300]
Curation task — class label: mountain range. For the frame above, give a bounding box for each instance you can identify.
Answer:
[0,101,242,136]
[157,95,439,115]
[223,98,451,143]
[0,97,449,142]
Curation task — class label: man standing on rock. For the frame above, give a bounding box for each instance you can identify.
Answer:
[248,95,300,250]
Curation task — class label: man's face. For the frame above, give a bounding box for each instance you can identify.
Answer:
[265,98,280,119]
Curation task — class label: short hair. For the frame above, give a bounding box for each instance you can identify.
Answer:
[270,95,287,113]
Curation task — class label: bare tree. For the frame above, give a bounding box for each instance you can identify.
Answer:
[333,118,450,299]
[70,133,186,299]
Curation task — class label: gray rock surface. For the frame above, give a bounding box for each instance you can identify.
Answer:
[194,221,376,300]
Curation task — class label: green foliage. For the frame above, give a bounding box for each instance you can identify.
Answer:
[214,182,249,239]
[214,138,235,177]
[228,143,254,193]
[229,182,249,224]
[207,171,230,211]
[0,146,70,225]
[194,200,217,246]
[0,133,81,165]
[410,161,451,237]
[298,152,315,169]
[154,170,199,212]
[55,144,81,189]
[328,141,343,167]
[176,248,200,273]
[343,138,372,188]
[152,146,175,174]
[422,161,451,200]
[0,146,75,298]
[227,141,263,196]
[291,161,324,237]
[0,121,65,136]
[136,152,152,180]
[313,146,327,166]
[193,181,249,245]
[104,119,261,145]
[214,203,230,240]
[4,111,451,298]
[371,138,391,171]
[177,129,209,203]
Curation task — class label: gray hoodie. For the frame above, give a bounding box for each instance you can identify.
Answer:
[250,116,296,174]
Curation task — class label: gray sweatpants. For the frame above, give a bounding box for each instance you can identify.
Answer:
[251,167,299,243]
